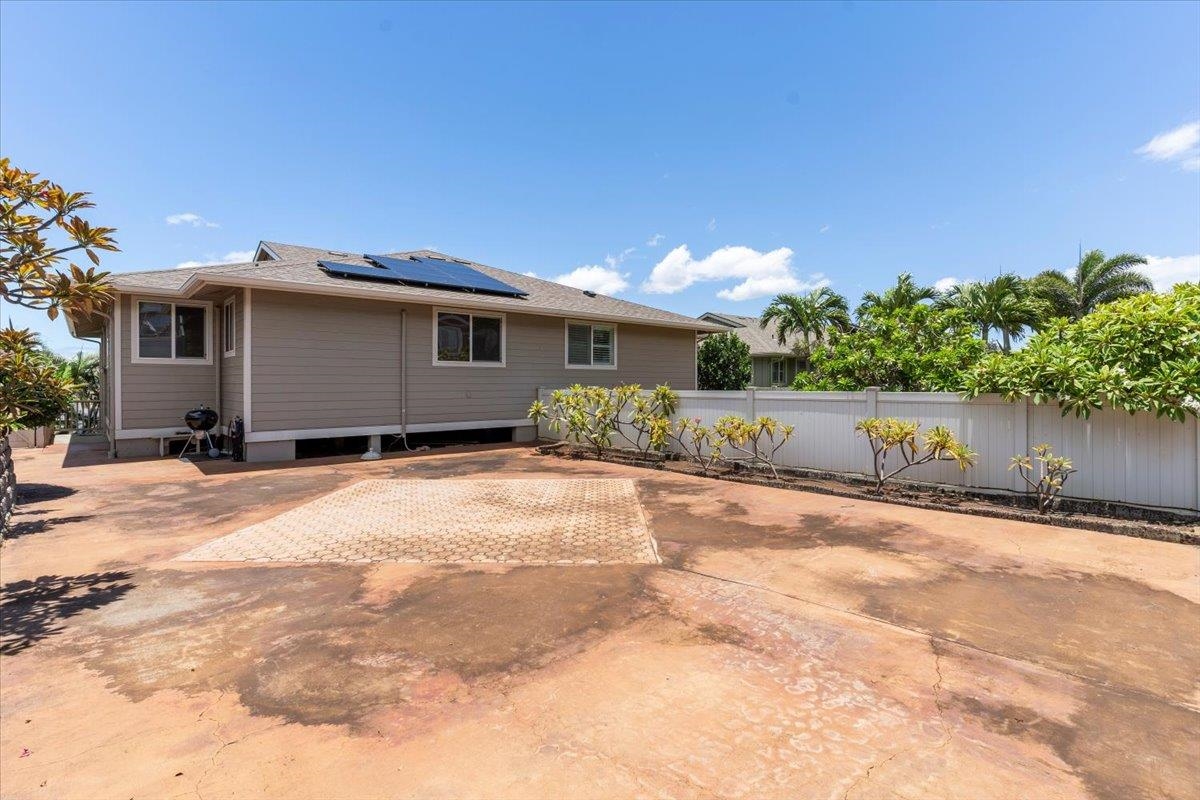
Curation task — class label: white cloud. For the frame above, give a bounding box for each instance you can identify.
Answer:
[934,276,959,292]
[604,247,636,269]
[642,244,827,302]
[165,212,220,228]
[1142,254,1199,291]
[522,270,539,278]
[551,265,630,295]
[173,250,254,269]
[818,224,830,234]
[706,218,717,232]
[1136,122,1200,171]
[646,233,665,247]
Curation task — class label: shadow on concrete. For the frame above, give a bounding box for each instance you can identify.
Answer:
[4,513,95,541]
[61,435,110,468]
[14,483,77,503]
[1,571,135,656]
[184,441,532,477]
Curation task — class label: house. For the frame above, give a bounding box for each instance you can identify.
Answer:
[67,241,725,462]
[697,312,807,387]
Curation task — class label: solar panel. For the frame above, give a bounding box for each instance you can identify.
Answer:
[317,254,529,297]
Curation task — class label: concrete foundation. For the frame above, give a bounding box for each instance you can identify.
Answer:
[115,438,162,459]
[511,425,538,443]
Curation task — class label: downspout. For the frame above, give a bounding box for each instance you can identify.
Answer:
[400,308,408,438]
[214,305,222,438]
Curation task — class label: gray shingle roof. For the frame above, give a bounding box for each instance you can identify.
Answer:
[110,242,724,331]
[699,311,808,356]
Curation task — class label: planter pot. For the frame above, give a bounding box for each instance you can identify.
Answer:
[9,427,55,448]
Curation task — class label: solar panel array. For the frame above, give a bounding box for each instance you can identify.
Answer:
[318,255,527,298]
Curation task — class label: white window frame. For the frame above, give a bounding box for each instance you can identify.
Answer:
[564,320,618,370]
[771,358,785,385]
[222,296,237,358]
[130,296,213,365]
[431,307,506,367]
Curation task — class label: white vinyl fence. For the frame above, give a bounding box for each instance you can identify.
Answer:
[535,388,1200,514]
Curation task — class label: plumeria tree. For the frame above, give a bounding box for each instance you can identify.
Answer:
[1,159,117,535]
[855,417,976,492]
[962,284,1199,421]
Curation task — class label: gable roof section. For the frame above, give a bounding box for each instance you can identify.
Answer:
[699,311,807,356]
[108,242,725,332]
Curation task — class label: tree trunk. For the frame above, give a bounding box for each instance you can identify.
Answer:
[1,433,14,538]
[1002,329,1011,353]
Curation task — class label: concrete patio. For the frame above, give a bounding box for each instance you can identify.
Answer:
[1,438,1197,799]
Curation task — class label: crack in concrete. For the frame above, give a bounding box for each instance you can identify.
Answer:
[840,640,958,800]
[193,721,287,800]
[673,565,1198,715]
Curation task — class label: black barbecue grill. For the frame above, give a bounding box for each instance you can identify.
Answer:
[181,405,221,459]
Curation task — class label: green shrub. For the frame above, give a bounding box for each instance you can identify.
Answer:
[697,331,752,390]
[962,284,1200,421]
[794,305,987,392]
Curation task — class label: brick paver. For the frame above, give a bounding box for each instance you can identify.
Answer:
[177,478,659,565]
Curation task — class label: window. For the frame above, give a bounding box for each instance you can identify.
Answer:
[565,321,617,368]
[771,359,785,385]
[133,299,211,363]
[223,297,236,357]
[434,310,505,365]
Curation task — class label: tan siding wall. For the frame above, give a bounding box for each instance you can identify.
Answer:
[220,290,244,424]
[249,291,697,432]
[118,294,217,429]
[251,291,403,431]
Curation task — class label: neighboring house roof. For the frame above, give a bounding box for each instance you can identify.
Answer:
[698,311,808,357]
[102,241,725,332]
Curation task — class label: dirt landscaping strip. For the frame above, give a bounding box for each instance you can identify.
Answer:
[536,442,1200,545]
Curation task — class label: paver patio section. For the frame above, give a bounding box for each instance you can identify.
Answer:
[178,478,659,565]
[1,439,1197,800]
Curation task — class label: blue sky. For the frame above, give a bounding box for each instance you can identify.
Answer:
[3,0,1198,354]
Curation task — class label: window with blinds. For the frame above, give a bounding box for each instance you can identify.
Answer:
[566,322,616,368]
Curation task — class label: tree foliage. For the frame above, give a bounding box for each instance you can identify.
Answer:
[1027,249,1153,320]
[1,158,117,320]
[856,272,938,318]
[0,327,78,433]
[697,331,752,390]
[793,305,987,392]
[962,284,1200,421]
[937,274,1046,352]
[759,288,851,352]
[1,161,118,537]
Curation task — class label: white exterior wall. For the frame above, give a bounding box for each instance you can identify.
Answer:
[537,388,1200,513]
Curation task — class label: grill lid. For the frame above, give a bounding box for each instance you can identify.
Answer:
[184,406,219,432]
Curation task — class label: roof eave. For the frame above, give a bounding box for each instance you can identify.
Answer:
[154,274,725,333]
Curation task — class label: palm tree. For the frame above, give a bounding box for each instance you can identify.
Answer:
[759,287,851,349]
[1028,249,1153,320]
[55,352,101,401]
[856,272,938,317]
[937,281,993,342]
[940,274,1044,352]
